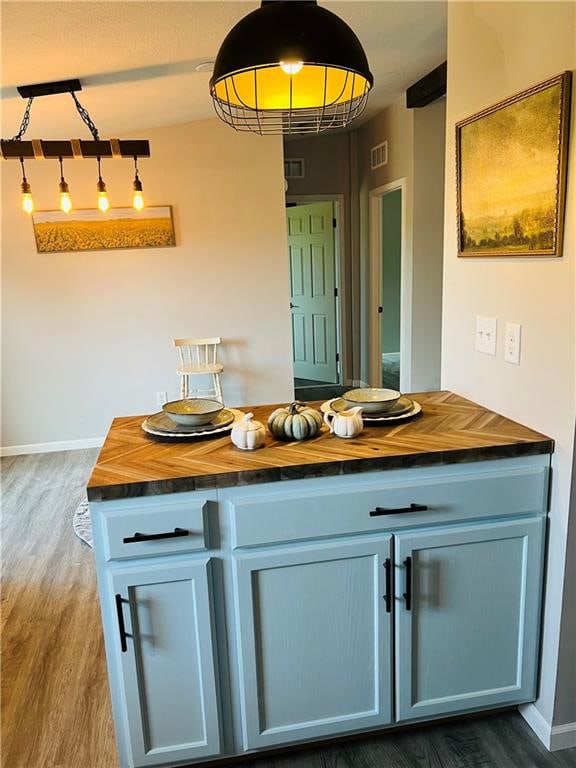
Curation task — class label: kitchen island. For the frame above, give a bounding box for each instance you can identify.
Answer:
[88,391,553,768]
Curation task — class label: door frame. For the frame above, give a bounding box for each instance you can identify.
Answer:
[286,194,345,385]
[369,179,412,392]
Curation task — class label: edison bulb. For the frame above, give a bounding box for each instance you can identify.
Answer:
[97,191,110,213]
[60,192,72,214]
[21,192,34,214]
[280,61,303,75]
[133,190,145,212]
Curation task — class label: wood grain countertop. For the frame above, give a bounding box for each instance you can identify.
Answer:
[86,391,553,501]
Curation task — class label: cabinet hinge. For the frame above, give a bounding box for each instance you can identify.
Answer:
[333,218,337,228]
[334,287,338,298]
[336,352,340,362]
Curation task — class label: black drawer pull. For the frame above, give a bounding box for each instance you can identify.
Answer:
[115,593,130,653]
[403,556,412,611]
[370,503,428,517]
[383,558,392,613]
[123,527,189,544]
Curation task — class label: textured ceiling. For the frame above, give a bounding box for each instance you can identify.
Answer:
[1,1,446,138]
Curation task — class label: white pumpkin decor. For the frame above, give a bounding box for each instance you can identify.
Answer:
[231,412,266,450]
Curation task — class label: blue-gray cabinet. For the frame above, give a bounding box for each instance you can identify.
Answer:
[90,455,549,768]
[104,559,222,766]
[394,517,545,721]
[233,536,394,749]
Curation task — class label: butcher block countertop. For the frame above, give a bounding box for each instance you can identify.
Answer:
[86,391,553,501]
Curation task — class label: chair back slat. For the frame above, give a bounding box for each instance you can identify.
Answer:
[172,337,221,368]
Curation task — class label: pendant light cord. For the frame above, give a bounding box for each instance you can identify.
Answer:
[70,92,100,140]
[19,157,28,182]
[59,157,65,183]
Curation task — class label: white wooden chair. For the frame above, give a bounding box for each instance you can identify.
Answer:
[173,337,224,403]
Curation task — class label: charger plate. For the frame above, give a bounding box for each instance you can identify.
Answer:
[321,397,421,423]
[142,409,242,440]
[147,409,235,434]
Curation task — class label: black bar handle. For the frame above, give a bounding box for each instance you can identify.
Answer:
[115,593,129,653]
[383,558,392,613]
[123,527,189,544]
[403,556,412,611]
[370,503,428,517]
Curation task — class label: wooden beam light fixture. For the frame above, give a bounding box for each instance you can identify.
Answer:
[1,79,151,214]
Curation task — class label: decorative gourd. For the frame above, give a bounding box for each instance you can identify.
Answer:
[267,401,323,441]
[231,412,266,450]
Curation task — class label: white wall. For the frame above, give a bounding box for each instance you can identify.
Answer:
[442,0,575,735]
[1,118,294,449]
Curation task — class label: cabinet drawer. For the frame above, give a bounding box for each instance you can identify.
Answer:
[101,498,209,561]
[224,461,549,548]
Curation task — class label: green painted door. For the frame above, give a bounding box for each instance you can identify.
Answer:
[287,202,338,383]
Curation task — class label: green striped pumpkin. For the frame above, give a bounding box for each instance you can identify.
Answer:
[267,401,323,441]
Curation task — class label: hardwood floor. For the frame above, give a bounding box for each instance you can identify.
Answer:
[2,450,575,768]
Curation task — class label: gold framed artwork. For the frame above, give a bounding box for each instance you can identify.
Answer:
[456,71,572,258]
[32,206,175,253]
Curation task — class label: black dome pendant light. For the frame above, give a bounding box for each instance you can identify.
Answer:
[210,0,373,135]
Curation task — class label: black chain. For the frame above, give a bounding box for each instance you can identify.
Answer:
[7,97,34,141]
[70,92,100,140]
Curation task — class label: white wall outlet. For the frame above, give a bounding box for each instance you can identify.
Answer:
[156,391,168,407]
[475,316,497,355]
[504,322,522,365]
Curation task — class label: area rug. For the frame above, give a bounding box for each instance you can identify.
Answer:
[73,499,93,548]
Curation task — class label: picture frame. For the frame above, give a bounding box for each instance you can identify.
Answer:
[32,205,176,253]
[456,71,572,258]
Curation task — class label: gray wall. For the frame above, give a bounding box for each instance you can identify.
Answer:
[284,96,446,391]
[411,98,446,390]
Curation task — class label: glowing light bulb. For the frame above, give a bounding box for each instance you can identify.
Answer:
[280,61,304,75]
[60,191,72,214]
[133,190,145,211]
[97,191,110,213]
[19,161,34,214]
[21,192,34,214]
[58,159,72,213]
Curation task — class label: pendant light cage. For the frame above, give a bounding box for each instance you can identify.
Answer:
[210,1,373,136]
[211,66,371,135]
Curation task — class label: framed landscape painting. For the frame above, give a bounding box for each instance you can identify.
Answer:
[32,206,175,253]
[457,72,571,257]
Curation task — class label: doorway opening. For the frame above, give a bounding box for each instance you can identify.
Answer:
[369,179,411,393]
[286,197,346,402]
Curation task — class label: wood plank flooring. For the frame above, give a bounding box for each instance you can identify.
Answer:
[2,450,575,768]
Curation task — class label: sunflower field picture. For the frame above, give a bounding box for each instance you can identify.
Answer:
[32,206,175,253]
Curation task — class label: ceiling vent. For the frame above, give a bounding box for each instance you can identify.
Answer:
[284,158,305,179]
[370,141,388,170]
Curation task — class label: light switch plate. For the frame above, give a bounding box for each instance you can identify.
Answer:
[476,316,497,355]
[504,322,521,365]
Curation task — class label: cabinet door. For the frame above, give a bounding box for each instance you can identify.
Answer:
[233,536,393,750]
[108,559,221,767]
[395,517,544,721]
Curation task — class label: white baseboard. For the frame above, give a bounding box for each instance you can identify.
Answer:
[520,703,576,751]
[1,437,104,457]
[551,721,576,751]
